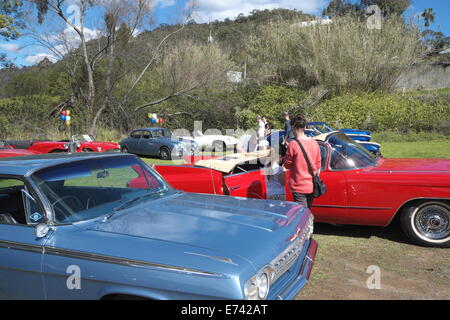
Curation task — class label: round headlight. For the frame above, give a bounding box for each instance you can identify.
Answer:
[256,272,269,299]
[244,279,258,300]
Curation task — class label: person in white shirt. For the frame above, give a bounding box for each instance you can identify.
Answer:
[257,116,265,141]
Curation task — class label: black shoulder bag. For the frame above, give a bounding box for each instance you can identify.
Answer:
[294,139,326,198]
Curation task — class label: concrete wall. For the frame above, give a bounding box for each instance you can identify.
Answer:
[395,64,450,91]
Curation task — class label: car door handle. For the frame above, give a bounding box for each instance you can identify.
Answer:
[230,186,240,191]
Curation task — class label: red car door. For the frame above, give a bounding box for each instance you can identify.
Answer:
[342,169,399,226]
[223,170,267,199]
[311,170,349,224]
[153,165,224,195]
[284,169,349,223]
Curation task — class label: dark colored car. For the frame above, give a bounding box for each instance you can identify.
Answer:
[120,127,199,160]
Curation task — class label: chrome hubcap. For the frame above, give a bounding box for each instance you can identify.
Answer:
[415,205,450,240]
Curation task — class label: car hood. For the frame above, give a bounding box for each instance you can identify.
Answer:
[88,192,308,267]
[0,149,40,157]
[371,158,450,173]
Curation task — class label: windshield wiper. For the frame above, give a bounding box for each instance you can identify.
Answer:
[101,189,166,222]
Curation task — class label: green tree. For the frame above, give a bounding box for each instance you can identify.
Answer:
[1,0,23,66]
[421,8,435,30]
[322,0,359,17]
[0,0,23,39]
[359,0,411,17]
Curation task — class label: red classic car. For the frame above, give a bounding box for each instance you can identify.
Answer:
[150,132,450,247]
[0,140,41,158]
[8,134,120,154]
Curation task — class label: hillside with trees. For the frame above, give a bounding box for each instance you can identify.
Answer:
[0,1,448,140]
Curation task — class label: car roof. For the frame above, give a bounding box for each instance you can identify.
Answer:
[0,152,132,177]
[133,127,169,132]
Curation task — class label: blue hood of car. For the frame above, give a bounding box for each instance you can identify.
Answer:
[88,192,308,268]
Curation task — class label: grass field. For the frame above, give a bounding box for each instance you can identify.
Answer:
[137,140,450,299]
[381,141,450,158]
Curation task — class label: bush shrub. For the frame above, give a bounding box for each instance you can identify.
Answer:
[235,85,306,129]
[311,91,450,133]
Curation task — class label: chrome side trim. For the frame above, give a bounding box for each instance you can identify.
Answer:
[312,204,391,210]
[43,246,225,278]
[373,170,450,174]
[0,240,43,254]
[184,252,238,266]
[0,239,224,278]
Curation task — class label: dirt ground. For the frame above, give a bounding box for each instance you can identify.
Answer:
[295,220,450,300]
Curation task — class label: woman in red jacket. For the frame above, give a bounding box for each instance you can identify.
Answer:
[283,116,322,208]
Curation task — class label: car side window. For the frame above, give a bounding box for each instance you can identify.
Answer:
[130,131,142,139]
[319,144,328,170]
[0,178,42,225]
[152,130,163,138]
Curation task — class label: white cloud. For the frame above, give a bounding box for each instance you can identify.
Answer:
[25,53,57,65]
[0,43,20,53]
[193,0,327,22]
[156,0,176,8]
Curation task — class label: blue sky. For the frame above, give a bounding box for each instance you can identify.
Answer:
[1,0,449,67]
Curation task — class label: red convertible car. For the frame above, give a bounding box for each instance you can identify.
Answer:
[8,134,120,154]
[150,132,450,247]
[0,140,41,158]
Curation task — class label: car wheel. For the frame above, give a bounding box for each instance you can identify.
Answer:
[160,147,171,160]
[50,149,66,153]
[401,201,450,247]
[121,146,129,153]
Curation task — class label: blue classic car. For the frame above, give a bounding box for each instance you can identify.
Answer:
[268,123,381,155]
[120,127,199,160]
[0,153,317,300]
[306,122,381,154]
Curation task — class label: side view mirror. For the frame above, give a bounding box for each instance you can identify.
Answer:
[35,224,54,239]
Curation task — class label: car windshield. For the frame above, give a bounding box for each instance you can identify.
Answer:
[307,123,334,134]
[72,134,95,142]
[327,133,377,170]
[31,156,171,224]
[192,130,204,137]
[0,141,10,149]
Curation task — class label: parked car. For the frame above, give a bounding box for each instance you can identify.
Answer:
[7,135,120,154]
[179,130,238,151]
[267,129,381,155]
[0,140,41,158]
[120,127,199,160]
[154,132,450,247]
[306,122,381,155]
[307,122,372,141]
[0,152,317,300]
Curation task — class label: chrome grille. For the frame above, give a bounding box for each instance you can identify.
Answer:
[270,237,304,283]
[270,215,314,283]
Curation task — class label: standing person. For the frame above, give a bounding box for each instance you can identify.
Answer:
[257,115,265,142]
[265,122,274,138]
[282,112,295,145]
[283,116,321,208]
